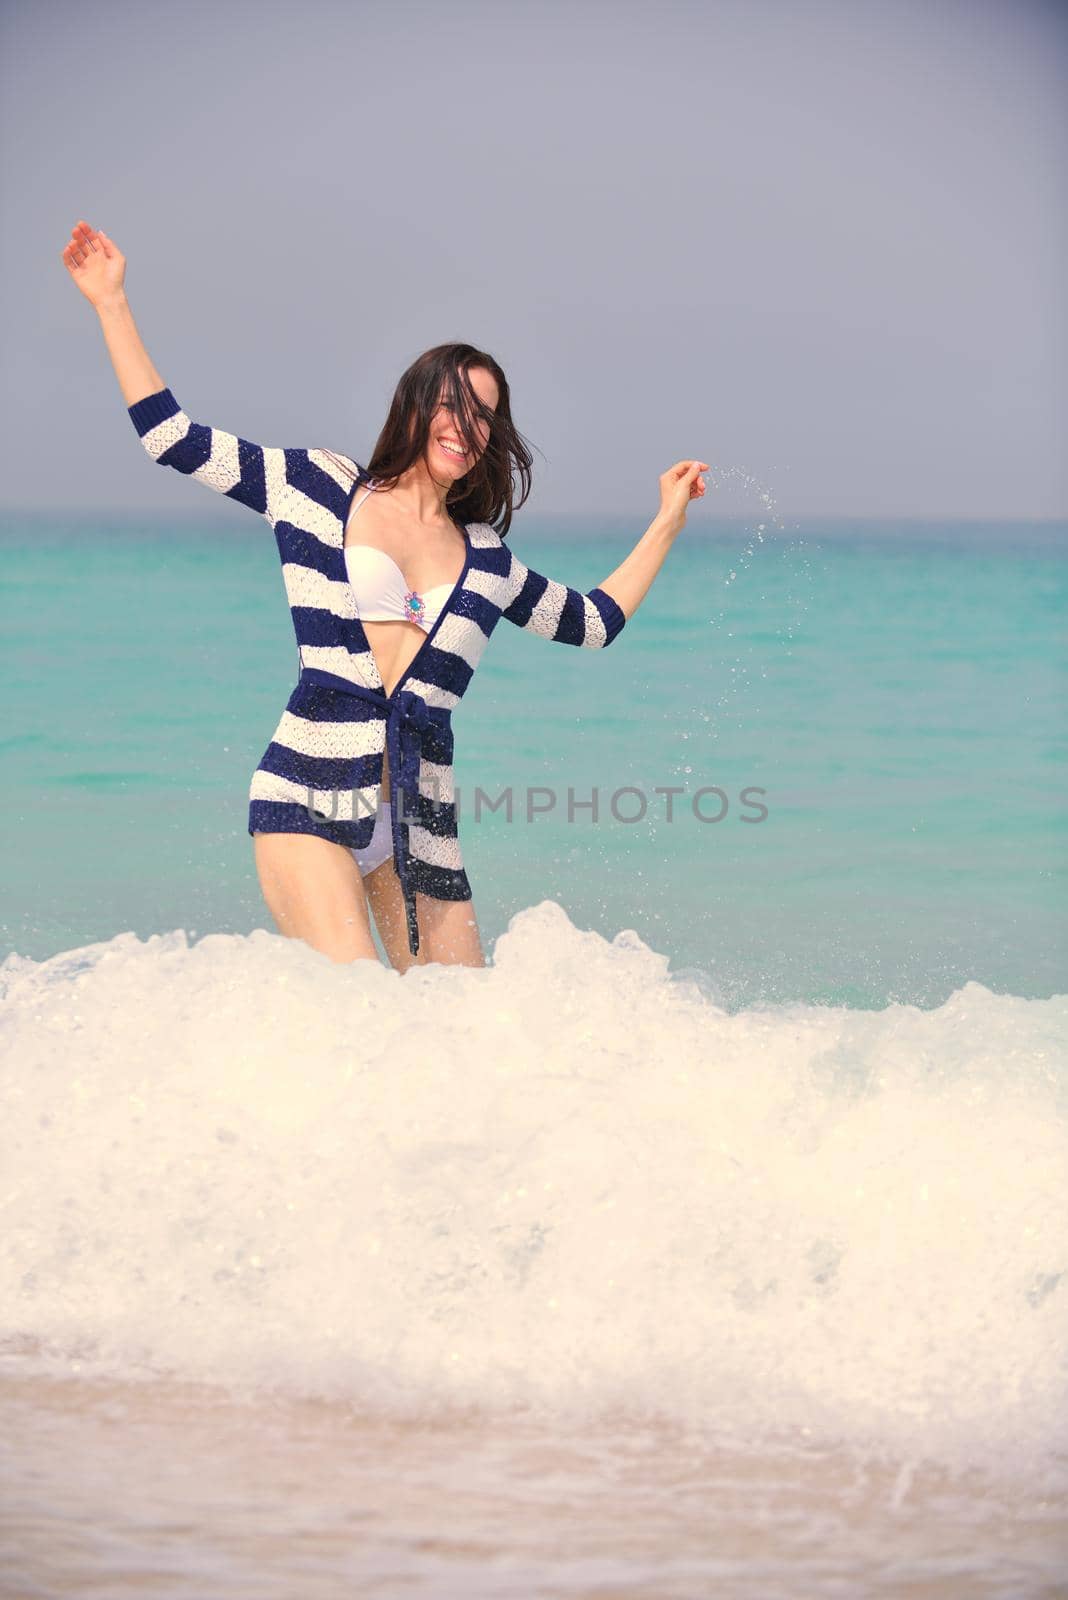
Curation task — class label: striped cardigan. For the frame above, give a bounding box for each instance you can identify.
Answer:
[127,388,627,954]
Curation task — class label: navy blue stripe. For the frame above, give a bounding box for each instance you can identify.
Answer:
[453,590,498,638]
[286,680,453,762]
[248,799,378,848]
[418,643,474,699]
[406,791,459,836]
[283,447,312,488]
[502,568,549,627]
[554,587,588,646]
[476,542,512,577]
[284,677,384,723]
[292,606,352,650]
[292,616,377,658]
[413,722,455,765]
[225,436,268,514]
[405,859,473,901]
[589,586,627,644]
[299,451,360,520]
[277,523,346,579]
[128,387,180,435]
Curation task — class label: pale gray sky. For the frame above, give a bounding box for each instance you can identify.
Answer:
[2,0,1065,520]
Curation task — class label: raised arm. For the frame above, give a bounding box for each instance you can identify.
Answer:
[62,219,287,522]
[500,459,710,647]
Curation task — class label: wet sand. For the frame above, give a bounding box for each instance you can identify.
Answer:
[2,1373,1065,1599]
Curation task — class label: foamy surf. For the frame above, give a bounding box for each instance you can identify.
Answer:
[2,901,1065,1502]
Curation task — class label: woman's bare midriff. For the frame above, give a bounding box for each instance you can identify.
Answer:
[360,621,429,701]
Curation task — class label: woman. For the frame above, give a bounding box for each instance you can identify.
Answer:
[62,219,708,972]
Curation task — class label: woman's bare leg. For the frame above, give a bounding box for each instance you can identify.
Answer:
[419,892,486,967]
[252,832,382,964]
[364,855,485,970]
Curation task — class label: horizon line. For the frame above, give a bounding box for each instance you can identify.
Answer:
[1,506,1066,528]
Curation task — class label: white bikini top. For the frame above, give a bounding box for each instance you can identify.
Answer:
[344,481,458,633]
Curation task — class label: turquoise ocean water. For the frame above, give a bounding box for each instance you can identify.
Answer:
[2,510,1063,1006]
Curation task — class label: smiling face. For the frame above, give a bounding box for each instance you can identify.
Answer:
[426,365,500,482]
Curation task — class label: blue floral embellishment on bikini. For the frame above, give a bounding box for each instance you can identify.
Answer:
[403,590,425,622]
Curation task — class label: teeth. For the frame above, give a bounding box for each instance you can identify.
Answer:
[439,438,466,458]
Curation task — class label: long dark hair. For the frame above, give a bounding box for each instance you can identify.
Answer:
[337,343,534,540]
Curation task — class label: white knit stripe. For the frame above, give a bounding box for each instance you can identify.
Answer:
[273,709,384,758]
[500,552,531,609]
[279,478,349,547]
[581,599,609,647]
[249,767,381,823]
[528,579,568,639]
[140,410,193,464]
[404,676,461,712]
[299,644,381,684]
[282,562,358,619]
[407,822,464,871]
[418,759,454,804]
[193,430,243,497]
[430,610,491,671]
[464,566,506,604]
[260,446,289,519]
[252,753,452,808]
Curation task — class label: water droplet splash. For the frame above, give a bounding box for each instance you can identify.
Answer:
[672,460,814,769]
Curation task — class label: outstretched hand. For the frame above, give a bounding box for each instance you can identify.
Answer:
[61,220,126,309]
[659,459,710,529]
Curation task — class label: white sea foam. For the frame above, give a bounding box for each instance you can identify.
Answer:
[2,902,1065,1493]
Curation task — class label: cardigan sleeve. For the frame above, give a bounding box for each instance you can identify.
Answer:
[499,546,626,648]
[126,387,292,524]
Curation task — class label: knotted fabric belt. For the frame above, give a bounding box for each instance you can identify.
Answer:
[298,666,440,957]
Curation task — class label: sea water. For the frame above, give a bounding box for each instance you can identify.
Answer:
[1,510,1065,1595]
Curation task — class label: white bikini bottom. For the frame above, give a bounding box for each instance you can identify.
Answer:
[350,801,394,878]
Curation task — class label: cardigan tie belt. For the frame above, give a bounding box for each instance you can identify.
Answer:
[298,665,443,957]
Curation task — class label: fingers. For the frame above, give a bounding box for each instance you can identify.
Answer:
[62,220,111,268]
[62,226,89,269]
[666,460,711,502]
